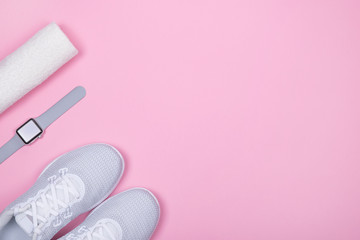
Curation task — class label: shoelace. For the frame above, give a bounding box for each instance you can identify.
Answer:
[82,220,118,240]
[16,174,80,240]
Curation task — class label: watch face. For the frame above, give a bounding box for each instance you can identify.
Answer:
[16,119,43,144]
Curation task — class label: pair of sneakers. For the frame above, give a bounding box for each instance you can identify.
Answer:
[0,144,160,240]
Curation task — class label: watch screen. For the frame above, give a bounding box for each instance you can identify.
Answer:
[16,119,42,144]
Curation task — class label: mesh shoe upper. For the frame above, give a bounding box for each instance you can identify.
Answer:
[0,143,124,240]
[60,188,160,240]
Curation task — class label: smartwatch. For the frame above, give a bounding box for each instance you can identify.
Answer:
[0,86,86,164]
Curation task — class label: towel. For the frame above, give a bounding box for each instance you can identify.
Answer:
[0,23,78,114]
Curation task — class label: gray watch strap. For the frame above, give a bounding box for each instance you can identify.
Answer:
[0,86,86,164]
[0,135,25,164]
[35,86,86,129]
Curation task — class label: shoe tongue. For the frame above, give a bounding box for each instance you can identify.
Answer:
[86,222,121,240]
[105,222,121,239]
[14,213,33,236]
[99,222,122,240]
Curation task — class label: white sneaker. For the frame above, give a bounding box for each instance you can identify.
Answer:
[60,188,160,240]
[0,143,125,240]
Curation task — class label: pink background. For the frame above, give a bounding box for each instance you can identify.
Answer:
[1,0,360,239]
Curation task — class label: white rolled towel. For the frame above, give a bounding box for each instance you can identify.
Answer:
[0,23,78,113]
